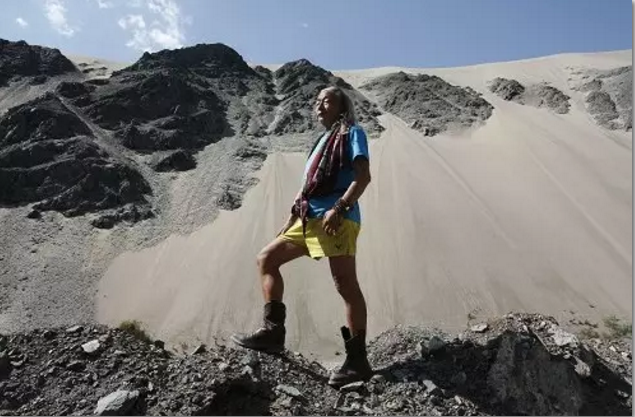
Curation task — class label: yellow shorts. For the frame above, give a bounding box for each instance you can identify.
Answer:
[279,218,361,260]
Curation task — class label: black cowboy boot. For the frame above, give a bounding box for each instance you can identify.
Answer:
[328,326,374,388]
[231,301,286,353]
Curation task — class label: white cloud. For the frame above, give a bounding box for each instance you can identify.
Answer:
[301,22,309,28]
[95,0,114,8]
[118,0,187,52]
[16,17,29,28]
[118,14,145,29]
[146,0,185,49]
[128,0,143,7]
[118,14,148,50]
[44,0,77,37]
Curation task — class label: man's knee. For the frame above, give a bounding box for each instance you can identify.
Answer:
[256,250,269,271]
[257,249,280,273]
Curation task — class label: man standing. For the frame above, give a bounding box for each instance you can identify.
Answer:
[232,86,373,387]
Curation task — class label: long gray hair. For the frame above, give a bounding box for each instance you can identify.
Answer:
[320,86,357,127]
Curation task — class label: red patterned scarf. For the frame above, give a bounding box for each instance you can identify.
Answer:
[294,121,350,236]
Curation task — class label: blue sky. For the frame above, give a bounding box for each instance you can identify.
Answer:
[1,0,632,70]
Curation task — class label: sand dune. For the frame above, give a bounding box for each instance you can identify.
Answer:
[96,50,632,361]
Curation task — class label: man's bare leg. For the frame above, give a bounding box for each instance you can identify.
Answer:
[328,255,373,387]
[328,255,367,336]
[257,238,309,302]
[231,238,307,353]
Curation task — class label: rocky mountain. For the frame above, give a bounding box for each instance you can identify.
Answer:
[57,43,273,153]
[266,59,384,137]
[0,39,385,228]
[5,38,625,229]
[0,39,632,417]
[0,93,153,228]
[360,72,494,136]
[0,313,630,416]
[0,40,78,87]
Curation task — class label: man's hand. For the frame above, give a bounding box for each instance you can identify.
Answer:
[322,209,342,236]
[277,214,298,237]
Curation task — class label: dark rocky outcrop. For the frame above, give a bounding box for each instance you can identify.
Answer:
[586,91,620,126]
[55,81,94,99]
[270,59,384,137]
[62,43,279,151]
[366,313,631,416]
[215,177,258,211]
[0,94,152,224]
[361,72,494,136]
[489,77,571,114]
[578,66,632,131]
[0,313,630,416]
[528,84,571,114]
[488,78,525,101]
[73,72,230,152]
[0,39,78,86]
[253,65,273,79]
[151,150,196,172]
[120,43,255,77]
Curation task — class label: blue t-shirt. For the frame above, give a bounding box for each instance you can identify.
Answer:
[302,124,370,224]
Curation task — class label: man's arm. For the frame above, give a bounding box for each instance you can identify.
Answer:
[322,157,371,235]
[336,156,371,211]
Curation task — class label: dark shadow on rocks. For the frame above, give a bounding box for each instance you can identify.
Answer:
[276,353,330,385]
[374,331,631,416]
[580,358,632,416]
[151,149,197,172]
[197,376,275,416]
[128,391,148,416]
[374,340,507,415]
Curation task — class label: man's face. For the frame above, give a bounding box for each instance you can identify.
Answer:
[315,90,341,128]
